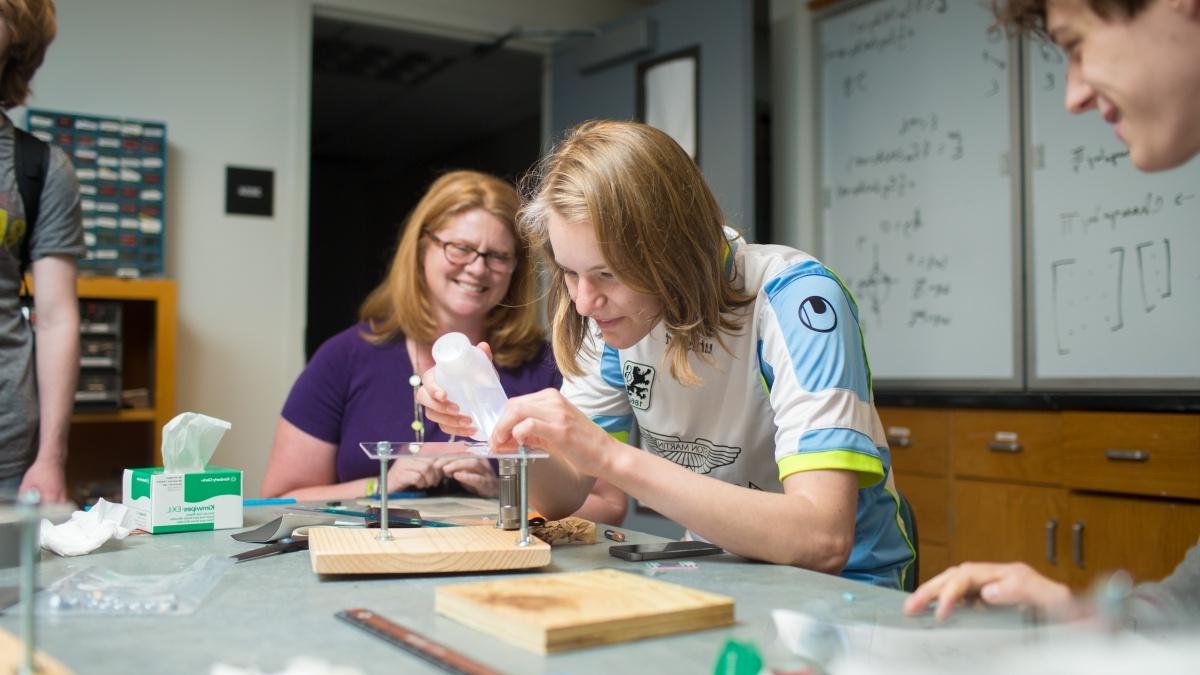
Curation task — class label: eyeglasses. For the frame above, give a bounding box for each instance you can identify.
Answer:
[425,232,517,273]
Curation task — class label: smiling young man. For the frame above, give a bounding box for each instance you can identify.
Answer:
[1017,0,1200,170]
[903,0,1200,626]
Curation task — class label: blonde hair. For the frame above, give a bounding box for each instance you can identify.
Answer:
[520,120,752,385]
[359,170,544,369]
[0,0,56,109]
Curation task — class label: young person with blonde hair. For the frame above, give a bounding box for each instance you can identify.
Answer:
[0,0,82,503]
[422,121,914,587]
[904,0,1200,625]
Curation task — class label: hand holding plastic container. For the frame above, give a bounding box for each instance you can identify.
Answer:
[431,332,508,442]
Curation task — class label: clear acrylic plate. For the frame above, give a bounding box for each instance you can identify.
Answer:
[358,441,548,460]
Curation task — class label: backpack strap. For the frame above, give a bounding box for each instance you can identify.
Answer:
[14,125,49,294]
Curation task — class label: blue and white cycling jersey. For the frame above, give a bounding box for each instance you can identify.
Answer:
[562,229,914,588]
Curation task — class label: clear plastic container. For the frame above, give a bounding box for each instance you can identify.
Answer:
[431,332,509,442]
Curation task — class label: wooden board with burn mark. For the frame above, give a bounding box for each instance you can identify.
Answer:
[308,526,550,575]
[434,568,734,653]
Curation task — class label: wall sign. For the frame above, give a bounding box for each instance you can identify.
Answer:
[225,166,274,217]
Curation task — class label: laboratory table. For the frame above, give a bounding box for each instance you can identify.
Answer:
[1,503,1021,674]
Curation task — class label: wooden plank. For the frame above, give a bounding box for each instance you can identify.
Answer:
[435,569,735,653]
[0,627,72,675]
[308,526,550,575]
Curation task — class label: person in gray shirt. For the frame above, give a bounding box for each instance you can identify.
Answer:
[0,0,83,502]
[903,0,1200,629]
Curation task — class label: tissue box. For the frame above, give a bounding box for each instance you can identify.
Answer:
[122,466,242,533]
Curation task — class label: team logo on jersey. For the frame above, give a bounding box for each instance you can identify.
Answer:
[798,295,837,332]
[623,361,655,410]
[642,429,741,474]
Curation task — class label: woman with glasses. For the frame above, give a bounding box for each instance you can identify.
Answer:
[260,171,618,507]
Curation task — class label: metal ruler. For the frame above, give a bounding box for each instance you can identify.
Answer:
[336,608,502,675]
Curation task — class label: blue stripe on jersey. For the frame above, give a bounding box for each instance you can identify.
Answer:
[756,339,775,391]
[763,260,870,401]
[593,414,634,437]
[600,344,623,389]
[843,474,914,589]
[797,427,878,458]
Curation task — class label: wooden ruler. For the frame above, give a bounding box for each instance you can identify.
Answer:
[336,608,501,675]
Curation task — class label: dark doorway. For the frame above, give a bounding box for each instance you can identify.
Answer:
[307,17,543,359]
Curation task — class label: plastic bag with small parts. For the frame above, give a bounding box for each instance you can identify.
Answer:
[36,554,234,615]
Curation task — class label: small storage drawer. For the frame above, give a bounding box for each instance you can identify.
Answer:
[1062,412,1200,500]
[80,334,122,368]
[75,370,121,408]
[878,407,949,476]
[951,410,1061,484]
[79,300,122,334]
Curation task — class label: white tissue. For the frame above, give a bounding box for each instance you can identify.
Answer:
[162,412,231,474]
[40,498,134,556]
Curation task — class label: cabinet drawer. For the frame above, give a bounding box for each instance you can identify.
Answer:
[1062,412,1200,500]
[878,407,949,476]
[951,410,1061,484]
[894,472,948,544]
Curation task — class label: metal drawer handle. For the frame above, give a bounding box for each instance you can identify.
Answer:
[1072,521,1085,569]
[886,426,912,448]
[1104,449,1149,462]
[986,440,1023,453]
[1045,519,1058,565]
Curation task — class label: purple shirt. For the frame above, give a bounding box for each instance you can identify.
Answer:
[282,322,562,483]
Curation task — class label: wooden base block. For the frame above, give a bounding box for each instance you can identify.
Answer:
[435,568,735,653]
[308,526,550,575]
[0,627,72,675]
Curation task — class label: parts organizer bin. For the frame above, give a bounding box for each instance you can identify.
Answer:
[25,108,167,278]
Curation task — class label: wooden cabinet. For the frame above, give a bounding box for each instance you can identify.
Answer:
[951,480,1068,582]
[880,407,1200,591]
[67,277,176,503]
[880,407,951,584]
[1066,492,1200,586]
[951,410,1061,485]
[884,407,950,475]
[1062,412,1200,500]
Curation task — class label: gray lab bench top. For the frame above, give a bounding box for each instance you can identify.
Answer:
[0,503,1020,674]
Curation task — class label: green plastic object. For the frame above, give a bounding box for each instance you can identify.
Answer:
[713,637,763,675]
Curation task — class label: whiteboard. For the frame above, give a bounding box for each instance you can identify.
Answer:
[1026,41,1200,389]
[817,0,1020,388]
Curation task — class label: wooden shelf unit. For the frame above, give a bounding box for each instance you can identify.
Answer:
[25,275,177,503]
[74,276,176,457]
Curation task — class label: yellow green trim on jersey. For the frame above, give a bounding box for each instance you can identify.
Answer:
[777,450,885,488]
[886,483,918,591]
[607,429,630,444]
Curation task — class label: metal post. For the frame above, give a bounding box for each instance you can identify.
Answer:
[377,443,392,542]
[516,446,530,547]
[18,489,40,675]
